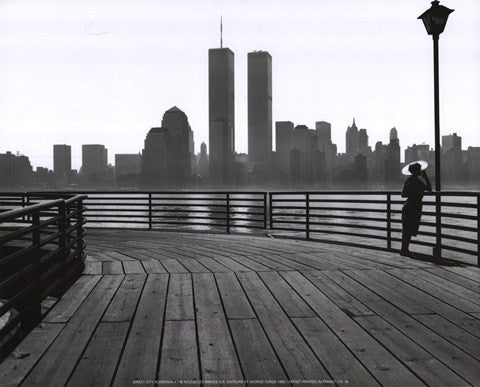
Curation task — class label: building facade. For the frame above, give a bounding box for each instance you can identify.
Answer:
[248,51,272,164]
[81,144,108,183]
[209,47,235,185]
[53,144,71,186]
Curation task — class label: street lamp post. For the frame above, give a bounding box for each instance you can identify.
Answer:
[418,0,453,258]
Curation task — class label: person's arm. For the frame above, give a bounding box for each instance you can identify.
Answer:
[421,170,432,192]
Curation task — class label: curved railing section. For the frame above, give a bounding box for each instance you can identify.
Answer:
[0,194,86,359]
[0,190,478,267]
[269,191,479,266]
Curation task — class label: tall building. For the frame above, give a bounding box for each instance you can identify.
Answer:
[248,51,272,164]
[357,129,369,157]
[442,133,462,152]
[53,144,71,185]
[209,47,235,185]
[161,106,194,184]
[141,128,171,186]
[197,142,209,178]
[81,145,107,183]
[0,151,33,187]
[385,128,400,187]
[115,154,141,179]
[442,133,463,185]
[275,121,294,185]
[345,118,358,161]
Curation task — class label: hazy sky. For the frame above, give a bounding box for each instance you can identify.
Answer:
[1,0,479,170]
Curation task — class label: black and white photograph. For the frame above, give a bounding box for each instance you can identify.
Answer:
[1,0,479,385]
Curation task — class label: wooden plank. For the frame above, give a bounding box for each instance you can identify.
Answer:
[142,259,167,274]
[123,261,146,274]
[354,315,468,386]
[292,317,379,385]
[259,271,316,318]
[301,271,374,317]
[192,273,244,382]
[229,319,287,380]
[101,250,136,262]
[114,274,169,385]
[191,245,272,272]
[443,266,480,283]
[425,267,480,294]
[83,261,102,275]
[88,252,116,262]
[195,256,232,273]
[237,271,330,380]
[103,261,124,274]
[281,271,422,385]
[345,269,434,315]
[0,323,65,386]
[411,268,480,304]
[323,270,480,386]
[215,272,256,319]
[380,269,480,332]
[158,258,189,274]
[68,322,130,387]
[23,275,123,387]
[414,313,480,359]
[173,256,210,273]
[102,274,146,322]
[165,273,194,321]
[119,249,161,262]
[43,275,102,323]
[158,320,200,382]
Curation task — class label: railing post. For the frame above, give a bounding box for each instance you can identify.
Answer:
[148,193,152,230]
[77,199,85,262]
[263,192,267,229]
[269,193,273,230]
[306,193,310,240]
[386,193,391,250]
[477,194,480,267]
[59,201,67,269]
[434,192,442,258]
[226,193,230,234]
[24,210,42,330]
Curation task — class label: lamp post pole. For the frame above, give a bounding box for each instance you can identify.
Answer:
[433,33,442,258]
[418,0,454,258]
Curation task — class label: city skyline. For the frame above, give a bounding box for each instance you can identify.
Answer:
[1,0,479,170]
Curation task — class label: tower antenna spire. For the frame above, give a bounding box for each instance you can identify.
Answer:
[220,15,223,48]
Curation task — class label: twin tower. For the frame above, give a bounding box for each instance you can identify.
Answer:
[209,47,272,185]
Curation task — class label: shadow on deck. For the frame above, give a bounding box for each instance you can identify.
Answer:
[1,229,480,386]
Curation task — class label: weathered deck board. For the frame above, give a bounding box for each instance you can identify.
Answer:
[193,273,244,382]
[2,229,480,386]
[22,275,123,387]
[67,322,130,387]
[158,320,199,382]
[113,274,169,385]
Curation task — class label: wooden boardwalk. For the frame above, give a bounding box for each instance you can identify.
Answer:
[1,229,480,386]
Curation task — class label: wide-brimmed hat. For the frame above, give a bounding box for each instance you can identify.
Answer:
[401,160,428,176]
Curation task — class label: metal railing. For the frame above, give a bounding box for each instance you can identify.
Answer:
[0,194,86,359]
[269,191,479,266]
[1,190,478,266]
[2,191,267,234]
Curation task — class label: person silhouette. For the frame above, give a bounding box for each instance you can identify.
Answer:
[401,162,432,257]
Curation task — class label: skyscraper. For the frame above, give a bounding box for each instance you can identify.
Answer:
[346,118,358,162]
[141,128,171,186]
[209,47,235,185]
[53,144,71,184]
[248,51,272,164]
[161,106,194,184]
[82,144,107,183]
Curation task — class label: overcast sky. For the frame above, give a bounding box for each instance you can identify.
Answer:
[1,0,479,170]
